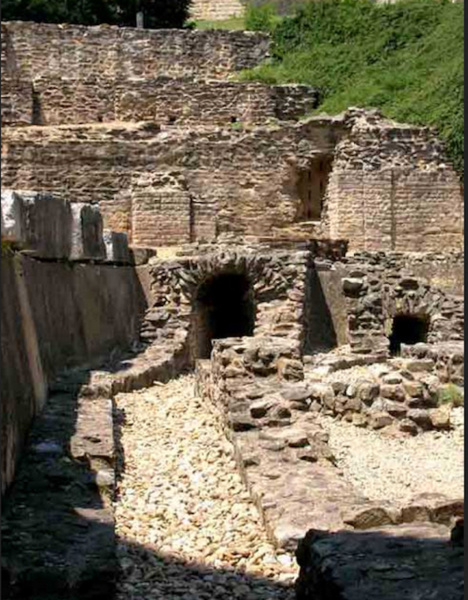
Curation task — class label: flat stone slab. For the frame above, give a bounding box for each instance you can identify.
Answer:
[296,523,464,600]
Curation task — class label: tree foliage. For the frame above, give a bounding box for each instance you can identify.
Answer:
[1,0,192,28]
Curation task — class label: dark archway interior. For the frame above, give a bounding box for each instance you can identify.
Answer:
[195,272,255,359]
[389,314,430,356]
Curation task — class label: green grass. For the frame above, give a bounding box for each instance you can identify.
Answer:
[437,384,464,408]
[192,16,246,30]
[241,0,464,177]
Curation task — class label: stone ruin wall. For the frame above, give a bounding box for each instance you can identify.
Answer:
[1,22,278,128]
[327,114,464,253]
[1,22,269,80]
[1,22,464,255]
[2,75,319,128]
[0,191,152,493]
[2,112,464,253]
[190,0,245,21]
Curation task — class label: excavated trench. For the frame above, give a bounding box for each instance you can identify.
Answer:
[114,375,297,600]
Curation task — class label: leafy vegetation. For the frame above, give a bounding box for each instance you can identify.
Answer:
[1,0,193,28]
[192,16,246,30]
[242,0,464,176]
[245,3,281,30]
[1,240,16,257]
[437,384,464,408]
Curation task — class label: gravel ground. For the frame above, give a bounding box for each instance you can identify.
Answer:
[319,407,464,506]
[114,375,297,600]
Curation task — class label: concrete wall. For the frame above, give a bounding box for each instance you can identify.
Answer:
[0,252,148,493]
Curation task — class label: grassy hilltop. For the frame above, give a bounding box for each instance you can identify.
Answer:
[240,0,464,177]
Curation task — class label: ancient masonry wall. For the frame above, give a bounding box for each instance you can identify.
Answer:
[1,22,270,81]
[16,77,317,127]
[141,244,310,362]
[0,191,150,494]
[337,252,465,356]
[0,120,338,244]
[190,0,245,21]
[326,112,464,253]
[2,111,464,253]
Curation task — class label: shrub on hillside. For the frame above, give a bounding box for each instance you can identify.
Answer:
[242,0,464,177]
[245,3,280,31]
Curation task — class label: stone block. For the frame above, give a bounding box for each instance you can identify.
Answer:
[380,383,406,402]
[1,189,24,242]
[277,357,304,382]
[342,277,364,296]
[1,190,72,258]
[103,229,131,264]
[358,381,380,403]
[296,524,463,600]
[407,408,432,430]
[70,202,106,261]
[369,411,393,429]
[429,405,452,430]
[129,246,157,265]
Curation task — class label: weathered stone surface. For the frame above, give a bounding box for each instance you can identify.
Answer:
[369,412,393,430]
[296,523,464,600]
[429,405,452,430]
[70,203,106,261]
[0,189,24,242]
[1,189,72,258]
[103,230,131,264]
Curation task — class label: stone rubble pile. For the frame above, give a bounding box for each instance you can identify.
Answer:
[302,349,464,433]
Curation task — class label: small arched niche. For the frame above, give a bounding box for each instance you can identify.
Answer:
[193,272,255,359]
[389,314,430,356]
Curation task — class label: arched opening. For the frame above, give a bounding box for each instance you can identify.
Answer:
[389,314,430,356]
[194,272,255,359]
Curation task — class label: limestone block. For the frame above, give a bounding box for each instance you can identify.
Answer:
[4,190,73,259]
[2,190,72,258]
[70,203,106,261]
[103,230,131,264]
[1,190,24,243]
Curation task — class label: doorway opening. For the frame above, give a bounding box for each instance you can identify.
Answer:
[194,272,255,359]
[389,314,430,356]
[296,155,333,221]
